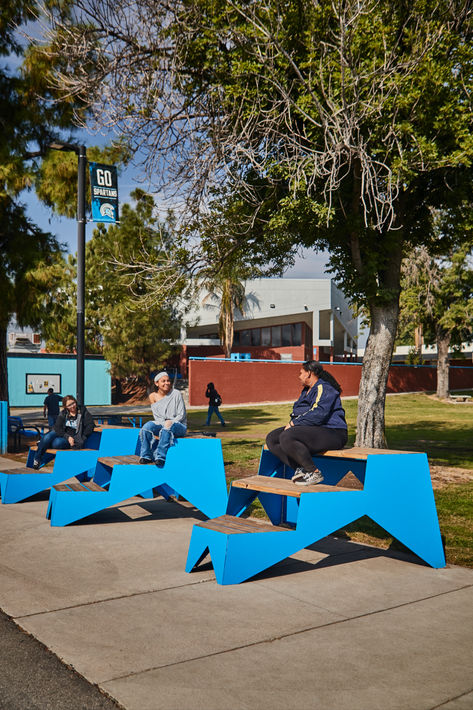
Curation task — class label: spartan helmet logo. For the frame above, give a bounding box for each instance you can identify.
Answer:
[99,203,115,219]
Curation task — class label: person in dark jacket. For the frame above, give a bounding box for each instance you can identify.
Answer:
[43,387,62,428]
[266,360,347,485]
[32,394,95,469]
[205,382,225,426]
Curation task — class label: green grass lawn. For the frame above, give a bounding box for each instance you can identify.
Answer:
[187,393,473,567]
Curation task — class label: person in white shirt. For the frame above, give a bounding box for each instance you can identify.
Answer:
[138,371,187,467]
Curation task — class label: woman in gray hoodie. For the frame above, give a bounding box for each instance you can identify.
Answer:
[138,371,187,467]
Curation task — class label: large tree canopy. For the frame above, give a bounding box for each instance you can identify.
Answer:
[44,0,473,445]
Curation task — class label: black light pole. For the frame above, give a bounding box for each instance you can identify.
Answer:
[49,142,87,405]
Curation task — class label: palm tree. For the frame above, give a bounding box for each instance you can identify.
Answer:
[202,270,246,359]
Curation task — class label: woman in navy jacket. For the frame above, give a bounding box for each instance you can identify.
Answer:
[266,360,347,485]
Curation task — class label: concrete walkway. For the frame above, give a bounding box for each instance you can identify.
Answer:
[0,458,472,709]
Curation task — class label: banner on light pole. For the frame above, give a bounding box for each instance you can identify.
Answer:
[89,162,119,223]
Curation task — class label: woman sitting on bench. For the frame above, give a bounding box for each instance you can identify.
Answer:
[266,360,347,486]
[33,395,95,469]
[139,371,187,468]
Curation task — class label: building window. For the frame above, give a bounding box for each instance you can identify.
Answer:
[233,322,304,348]
[261,327,271,346]
[251,329,261,346]
[282,324,292,346]
[271,326,282,346]
[292,323,302,345]
[240,330,251,345]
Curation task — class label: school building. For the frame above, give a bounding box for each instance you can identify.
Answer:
[179,278,358,373]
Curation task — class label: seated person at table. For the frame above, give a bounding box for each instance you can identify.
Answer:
[33,395,95,469]
[139,371,187,468]
[265,360,347,486]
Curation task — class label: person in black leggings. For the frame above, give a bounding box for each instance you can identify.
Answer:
[266,360,347,485]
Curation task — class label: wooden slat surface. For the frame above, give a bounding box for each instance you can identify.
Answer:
[98,455,143,468]
[197,514,288,534]
[54,482,88,492]
[81,481,106,491]
[318,446,415,459]
[53,481,106,492]
[263,445,416,459]
[29,446,95,454]
[232,475,356,498]
[1,466,54,475]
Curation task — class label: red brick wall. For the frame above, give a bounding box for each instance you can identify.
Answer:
[189,359,473,405]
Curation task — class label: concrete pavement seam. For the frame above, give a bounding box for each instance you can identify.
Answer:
[100,582,473,684]
[429,686,473,709]
[11,577,216,620]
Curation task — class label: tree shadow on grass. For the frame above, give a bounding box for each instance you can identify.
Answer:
[384,419,473,467]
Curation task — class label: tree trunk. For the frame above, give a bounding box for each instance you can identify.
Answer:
[355,301,399,448]
[436,331,451,399]
[0,326,9,403]
[221,308,234,359]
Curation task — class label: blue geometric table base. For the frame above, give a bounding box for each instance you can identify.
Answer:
[47,438,228,526]
[186,448,446,585]
[0,428,140,504]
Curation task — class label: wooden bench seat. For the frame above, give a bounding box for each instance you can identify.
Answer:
[231,474,360,497]
[98,455,145,468]
[29,446,95,454]
[53,481,106,492]
[3,466,54,475]
[196,514,288,534]
[262,445,414,460]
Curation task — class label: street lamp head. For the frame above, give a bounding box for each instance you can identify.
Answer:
[49,141,81,154]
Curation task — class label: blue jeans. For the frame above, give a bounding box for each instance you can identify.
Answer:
[206,406,225,425]
[34,430,70,463]
[48,414,58,428]
[139,421,187,463]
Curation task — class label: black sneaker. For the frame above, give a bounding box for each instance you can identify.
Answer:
[155,458,165,468]
[139,457,152,465]
[294,469,324,486]
[32,461,40,470]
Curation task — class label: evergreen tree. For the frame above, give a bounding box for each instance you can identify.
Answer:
[0,0,69,401]
[87,191,185,378]
[399,240,473,398]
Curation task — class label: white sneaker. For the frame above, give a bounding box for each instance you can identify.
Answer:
[294,469,324,486]
[291,467,306,482]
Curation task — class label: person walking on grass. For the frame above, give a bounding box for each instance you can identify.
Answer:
[265,360,347,486]
[205,382,225,426]
[138,371,187,468]
[33,395,95,469]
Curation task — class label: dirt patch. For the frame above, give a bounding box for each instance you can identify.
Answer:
[224,459,261,480]
[429,465,473,489]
